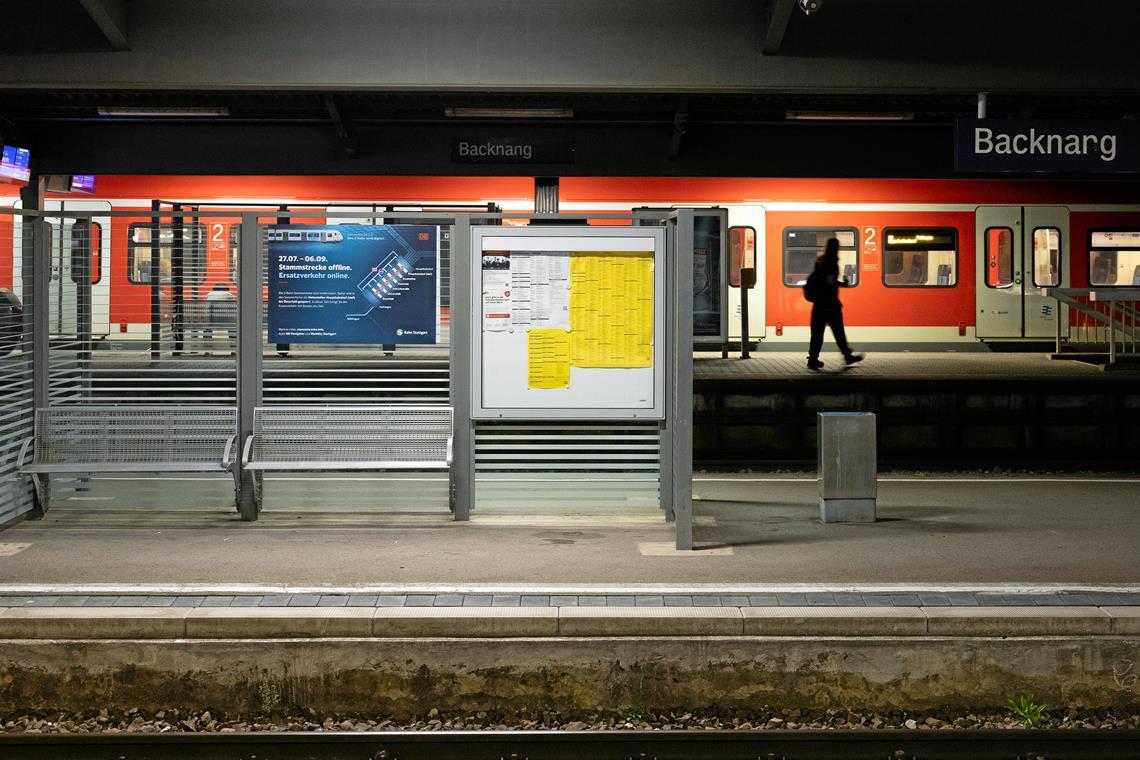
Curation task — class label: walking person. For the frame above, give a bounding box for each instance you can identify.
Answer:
[804,237,863,371]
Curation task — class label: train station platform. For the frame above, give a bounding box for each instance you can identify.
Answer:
[695,350,1140,381]
[693,352,1140,468]
[2,473,1138,720]
[1,473,1137,587]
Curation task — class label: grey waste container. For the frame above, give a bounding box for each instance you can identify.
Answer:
[817,412,876,523]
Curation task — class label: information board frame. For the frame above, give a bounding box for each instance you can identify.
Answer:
[470,225,667,420]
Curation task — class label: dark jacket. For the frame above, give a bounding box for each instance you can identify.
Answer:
[812,257,842,309]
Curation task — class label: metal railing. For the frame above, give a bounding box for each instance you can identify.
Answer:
[1046,287,1140,365]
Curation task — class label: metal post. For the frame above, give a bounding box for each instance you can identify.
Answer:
[672,209,695,550]
[236,212,262,520]
[1109,300,1116,366]
[660,223,675,523]
[1055,293,1062,356]
[740,269,752,360]
[74,218,93,399]
[149,200,161,361]
[450,215,473,520]
[172,205,184,355]
[30,218,50,412]
[977,91,988,119]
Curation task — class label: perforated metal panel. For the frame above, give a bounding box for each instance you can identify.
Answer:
[474,422,661,509]
[250,406,451,468]
[0,215,34,521]
[29,406,237,469]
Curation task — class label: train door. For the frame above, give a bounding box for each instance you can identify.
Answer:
[14,199,110,338]
[726,205,765,343]
[975,206,1068,339]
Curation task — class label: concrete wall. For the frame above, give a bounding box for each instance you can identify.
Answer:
[0,0,1137,93]
[2,637,1137,716]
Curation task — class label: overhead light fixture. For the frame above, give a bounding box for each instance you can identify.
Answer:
[97,106,230,117]
[786,111,914,122]
[444,107,573,119]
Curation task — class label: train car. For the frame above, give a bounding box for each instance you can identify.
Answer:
[3,175,1139,351]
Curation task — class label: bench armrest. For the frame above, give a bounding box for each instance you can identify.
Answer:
[17,436,34,470]
[240,433,256,466]
[446,435,453,467]
[222,434,237,469]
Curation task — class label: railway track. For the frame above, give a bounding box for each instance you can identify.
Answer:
[1,730,1137,760]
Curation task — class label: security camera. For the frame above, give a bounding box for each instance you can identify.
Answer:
[798,0,821,14]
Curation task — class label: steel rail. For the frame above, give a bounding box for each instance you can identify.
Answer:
[0,729,1138,760]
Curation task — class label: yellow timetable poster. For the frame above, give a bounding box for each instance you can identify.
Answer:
[526,328,571,389]
[569,252,654,368]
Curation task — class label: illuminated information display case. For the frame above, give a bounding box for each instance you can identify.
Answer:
[470,226,666,419]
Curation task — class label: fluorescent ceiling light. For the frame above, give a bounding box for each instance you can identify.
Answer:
[97,106,230,117]
[786,111,914,122]
[445,107,573,119]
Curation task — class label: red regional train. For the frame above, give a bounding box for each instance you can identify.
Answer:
[3,175,1139,349]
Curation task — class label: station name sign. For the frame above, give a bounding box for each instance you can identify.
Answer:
[451,136,575,165]
[956,119,1140,173]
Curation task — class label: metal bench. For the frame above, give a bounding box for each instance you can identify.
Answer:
[18,405,239,512]
[240,405,453,513]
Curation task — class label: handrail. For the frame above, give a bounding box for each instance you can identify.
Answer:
[1045,287,1139,365]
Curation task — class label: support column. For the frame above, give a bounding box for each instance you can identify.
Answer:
[449,216,474,520]
[149,200,161,361]
[20,178,48,412]
[30,219,49,412]
[236,212,262,521]
[660,222,675,523]
[672,209,695,550]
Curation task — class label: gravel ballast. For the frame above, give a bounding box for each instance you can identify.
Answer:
[4,707,1139,734]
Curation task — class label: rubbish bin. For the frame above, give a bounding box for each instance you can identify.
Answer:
[817,412,876,523]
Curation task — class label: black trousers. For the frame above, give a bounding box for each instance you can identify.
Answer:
[808,306,852,360]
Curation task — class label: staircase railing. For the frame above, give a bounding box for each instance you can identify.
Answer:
[1044,288,1140,365]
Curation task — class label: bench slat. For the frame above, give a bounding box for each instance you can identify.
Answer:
[248,405,452,470]
[26,406,237,471]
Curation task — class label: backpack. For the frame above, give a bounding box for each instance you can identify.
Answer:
[803,269,824,303]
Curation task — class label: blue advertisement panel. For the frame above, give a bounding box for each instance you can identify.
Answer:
[267,224,438,344]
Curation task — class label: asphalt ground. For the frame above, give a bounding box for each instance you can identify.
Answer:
[0,473,1137,587]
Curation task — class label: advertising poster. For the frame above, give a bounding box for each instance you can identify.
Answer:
[268,224,438,344]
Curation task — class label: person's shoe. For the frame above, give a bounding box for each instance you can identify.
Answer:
[845,353,864,366]
[807,358,825,371]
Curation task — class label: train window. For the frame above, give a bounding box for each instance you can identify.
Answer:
[729,226,756,288]
[1032,227,1061,288]
[782,227,858,287]
[984,227,1014,288]
[882,227,957,287]
[1088,230,1140,286]
[128,223,206,285]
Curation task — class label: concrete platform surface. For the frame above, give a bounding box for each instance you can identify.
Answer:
[0,473,1138,588]
[1,604,1136,638]
[695,351,1140,381]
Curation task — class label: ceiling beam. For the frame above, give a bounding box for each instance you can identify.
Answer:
[78,0,129,51]
[762,0,796,54]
